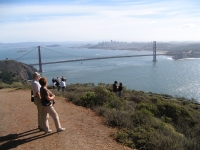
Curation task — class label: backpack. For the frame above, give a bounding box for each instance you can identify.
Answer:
[31,90,34,102]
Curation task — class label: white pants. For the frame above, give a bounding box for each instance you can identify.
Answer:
[42,105,62,132]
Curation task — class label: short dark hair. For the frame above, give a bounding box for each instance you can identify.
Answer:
[39,76,48,86]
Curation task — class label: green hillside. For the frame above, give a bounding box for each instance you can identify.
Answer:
[53,83,200,150]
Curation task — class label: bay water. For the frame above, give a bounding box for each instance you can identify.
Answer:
[1,45,200,102]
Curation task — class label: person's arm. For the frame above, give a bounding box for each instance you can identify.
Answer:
[45,88,55,101]
[36,92,41,99]
[46,94,55,101]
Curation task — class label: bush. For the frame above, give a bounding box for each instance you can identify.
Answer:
[80,91,97,107]
[64,91,82,105]
[54,83,200,150]
[112,130,135,148]
[94,86,114,105]
[0,82,10,89]
[136,102,157,115]
[11,82,23,89]
[113,123,187,150]
[0,71,23,85]
[103,98,125,110]
[104,109,134,128]
[156,101,193,125]
[94,106,108,116]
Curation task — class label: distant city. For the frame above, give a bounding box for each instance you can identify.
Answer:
[78,40,200,59]
[79,40,153,51]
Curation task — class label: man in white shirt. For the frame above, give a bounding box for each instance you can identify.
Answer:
[31,72,43,130]
[61,78,66,92]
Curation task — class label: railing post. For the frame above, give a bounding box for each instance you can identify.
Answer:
[153,41,156,62]
[38,46,42,72]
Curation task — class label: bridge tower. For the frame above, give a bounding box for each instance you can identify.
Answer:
[38,46,43,72]
[153,41,156,62]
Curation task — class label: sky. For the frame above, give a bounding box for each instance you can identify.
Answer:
[0,0,200,43]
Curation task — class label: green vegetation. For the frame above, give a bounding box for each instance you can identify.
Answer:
[52,83,200,150]
[0,70,31,89]
[1,82,200,149]
[0,81,31,89]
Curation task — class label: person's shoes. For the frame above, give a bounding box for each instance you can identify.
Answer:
[45,129,52,134]
[57,128,65,132]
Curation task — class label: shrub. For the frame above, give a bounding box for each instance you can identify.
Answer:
[94,86,114,105]
[113,123,187,150]
[112,130,135,148]
[130,109,154,127]
[66,91,83,105]
[130,95,147,103]
[104,109,134,128]
[103,98,125,110]
[94,106,108,116]
[136,102,157,115]
[156,101,193,125]
[80,91,97,107]
[11,82,24,89]
[124,101,136,112]
[0,82,10,89]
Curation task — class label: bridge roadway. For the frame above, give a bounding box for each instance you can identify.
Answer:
[29,54,166,66]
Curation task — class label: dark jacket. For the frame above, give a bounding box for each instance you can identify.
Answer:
[113,84,118,92]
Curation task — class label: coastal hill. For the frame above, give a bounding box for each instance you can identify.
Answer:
[0,59,37,83]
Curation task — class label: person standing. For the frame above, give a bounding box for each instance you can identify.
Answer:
[31,72,43,131]
[61,76,65,81]
[39,76,65,133]
[52,77,56,89]
[118,82,123,98]
[56,77,61,92]
[113,81,118,96]
[61,78,66,92]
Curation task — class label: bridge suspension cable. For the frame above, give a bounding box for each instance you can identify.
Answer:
[40,46,141,60]
[15,47,37,61]
[40,46,86,58]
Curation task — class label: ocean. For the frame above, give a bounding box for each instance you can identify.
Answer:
[1,45,200,102]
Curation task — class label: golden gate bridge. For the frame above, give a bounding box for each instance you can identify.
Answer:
[15,41,163,72]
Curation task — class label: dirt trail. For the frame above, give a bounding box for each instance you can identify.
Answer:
[0,89,132,150]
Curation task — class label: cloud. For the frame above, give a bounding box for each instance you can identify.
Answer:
[166,12,180,15]
[0,0,200,42]
[181,24,196,28]
[149,21,157,24]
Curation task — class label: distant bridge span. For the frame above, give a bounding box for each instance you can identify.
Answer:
[28,41,160,72]
[29,54,165,66]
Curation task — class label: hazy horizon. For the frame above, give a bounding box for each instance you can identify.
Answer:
[0,40,199,44]
[0,0,200,43]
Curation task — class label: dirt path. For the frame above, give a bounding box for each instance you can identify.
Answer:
[0,89,132,150]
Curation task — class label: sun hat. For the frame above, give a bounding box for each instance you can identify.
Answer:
[32,72,40,78]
